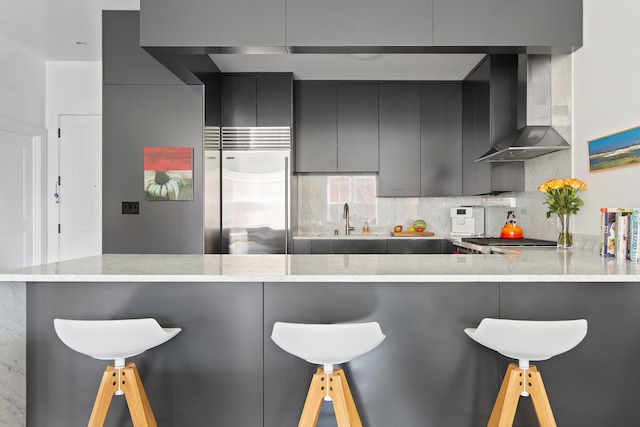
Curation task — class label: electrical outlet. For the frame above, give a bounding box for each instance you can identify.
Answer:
[122,201,139,215]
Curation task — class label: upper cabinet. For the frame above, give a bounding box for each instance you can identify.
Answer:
[222,74,292,127]
[378,84,421,197]
[337,84,379,173]
[139,0,285,48]
[286,0,433,47]
[433,0,582,49]
[421,83,462,197]
[294,82,337,172]
[295,82,379,173]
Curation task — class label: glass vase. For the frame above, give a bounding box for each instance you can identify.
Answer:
[557,213,573,249]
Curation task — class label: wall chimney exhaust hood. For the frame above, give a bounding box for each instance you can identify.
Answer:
[476,54,570,162]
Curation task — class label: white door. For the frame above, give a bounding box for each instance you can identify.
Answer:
[57,115,102,261]
[0,123,44,270]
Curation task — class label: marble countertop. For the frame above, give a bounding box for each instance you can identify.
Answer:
[294,233,445,239]
[1,249,638,282]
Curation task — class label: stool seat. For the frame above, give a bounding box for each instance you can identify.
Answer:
[464,318,587,362]
[271,321,385,365]
[54,318,181,427]
[54,318,181,361]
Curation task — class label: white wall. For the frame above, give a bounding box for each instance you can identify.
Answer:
[45,62,102,260]
[0,38,45,127]
[573,0,640,237]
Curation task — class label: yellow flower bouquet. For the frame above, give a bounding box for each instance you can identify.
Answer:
[538,178,587,247]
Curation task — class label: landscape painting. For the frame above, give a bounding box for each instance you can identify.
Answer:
[588,126,640,172]
[144,146,193,200]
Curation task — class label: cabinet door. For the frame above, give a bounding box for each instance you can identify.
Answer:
[433,0,582,49]
[462,59,492,196]
[286,0,433,47]
[387,239,442,254]
[294,82,338,172]
[379,84,421,197]
[257,75,292,127]
[337,84,379,173]
[223,75,257,127]
[140,0,285,48]
[421,83,462,196]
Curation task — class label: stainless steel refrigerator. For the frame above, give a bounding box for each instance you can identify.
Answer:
[205,127,291,254]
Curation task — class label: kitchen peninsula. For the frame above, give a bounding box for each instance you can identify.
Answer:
[2,250,640,426]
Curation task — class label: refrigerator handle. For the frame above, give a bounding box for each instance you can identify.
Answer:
[284,156,289,254]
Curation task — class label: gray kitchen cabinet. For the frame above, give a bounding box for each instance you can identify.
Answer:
[139,0,285,48]
[223,74,292,127]
[103,11,183,85]
[337,84,379,172]
[379,84,421,196]
[462,55,523,195]
[292,239,312,254]
[295,82,379,173]
[433,0,582,50]
[286,0,433,47]
[308,239,387,254]
[386,239,442,254]
[420,83,463,196]
[294,82,338,172]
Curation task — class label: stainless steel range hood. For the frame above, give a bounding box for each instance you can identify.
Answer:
[476,54,571,162]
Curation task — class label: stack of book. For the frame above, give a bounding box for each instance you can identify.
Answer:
[600,208,640,262]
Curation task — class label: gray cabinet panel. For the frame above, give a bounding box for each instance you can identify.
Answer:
[103,85,204,254]
[379,84,421,196]
[222,75,257,126]
[103,11,183,85]
[294,82,338,172]
[140,0,285,47]
[420,83,462,196]
[264,281,500,427]
[286,0,433,47]
[28,281,264,427]
[223,74,292,127]
[387,239,442,254]
[500,282,640,426]
[433,0,582,48]
[257,75,292,127]
[337,84,379,172]
[292,239,311,254]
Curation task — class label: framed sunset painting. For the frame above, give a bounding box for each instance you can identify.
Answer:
[588,126,640,172]
[144,146,193,200]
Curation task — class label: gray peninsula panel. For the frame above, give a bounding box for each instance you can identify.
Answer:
[263,281,501,427]
[27,281,263,427]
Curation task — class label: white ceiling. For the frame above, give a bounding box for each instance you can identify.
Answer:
[0,0,140,61]
[0,0,484,79]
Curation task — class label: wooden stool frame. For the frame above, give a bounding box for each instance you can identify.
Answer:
[298,368,362,427]
[88,362,157,427]
[488,363,556,427]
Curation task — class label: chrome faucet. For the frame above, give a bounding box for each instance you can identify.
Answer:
[343,203,355,235]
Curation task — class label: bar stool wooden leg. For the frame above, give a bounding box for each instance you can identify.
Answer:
[330,369,362,427]
[488,363,523,427]
[87,363,157,427]
[526,366,557,427]
[298,368,326,427]
[88,366,119,427]
[119,362,158,427]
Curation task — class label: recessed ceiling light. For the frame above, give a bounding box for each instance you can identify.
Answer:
[75,41,88,47]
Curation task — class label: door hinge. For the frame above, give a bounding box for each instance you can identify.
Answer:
[58,224,61,234]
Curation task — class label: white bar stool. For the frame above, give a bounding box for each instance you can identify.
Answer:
[271,321,386,427]
[465,318,587,427]
[54,318,181,427]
